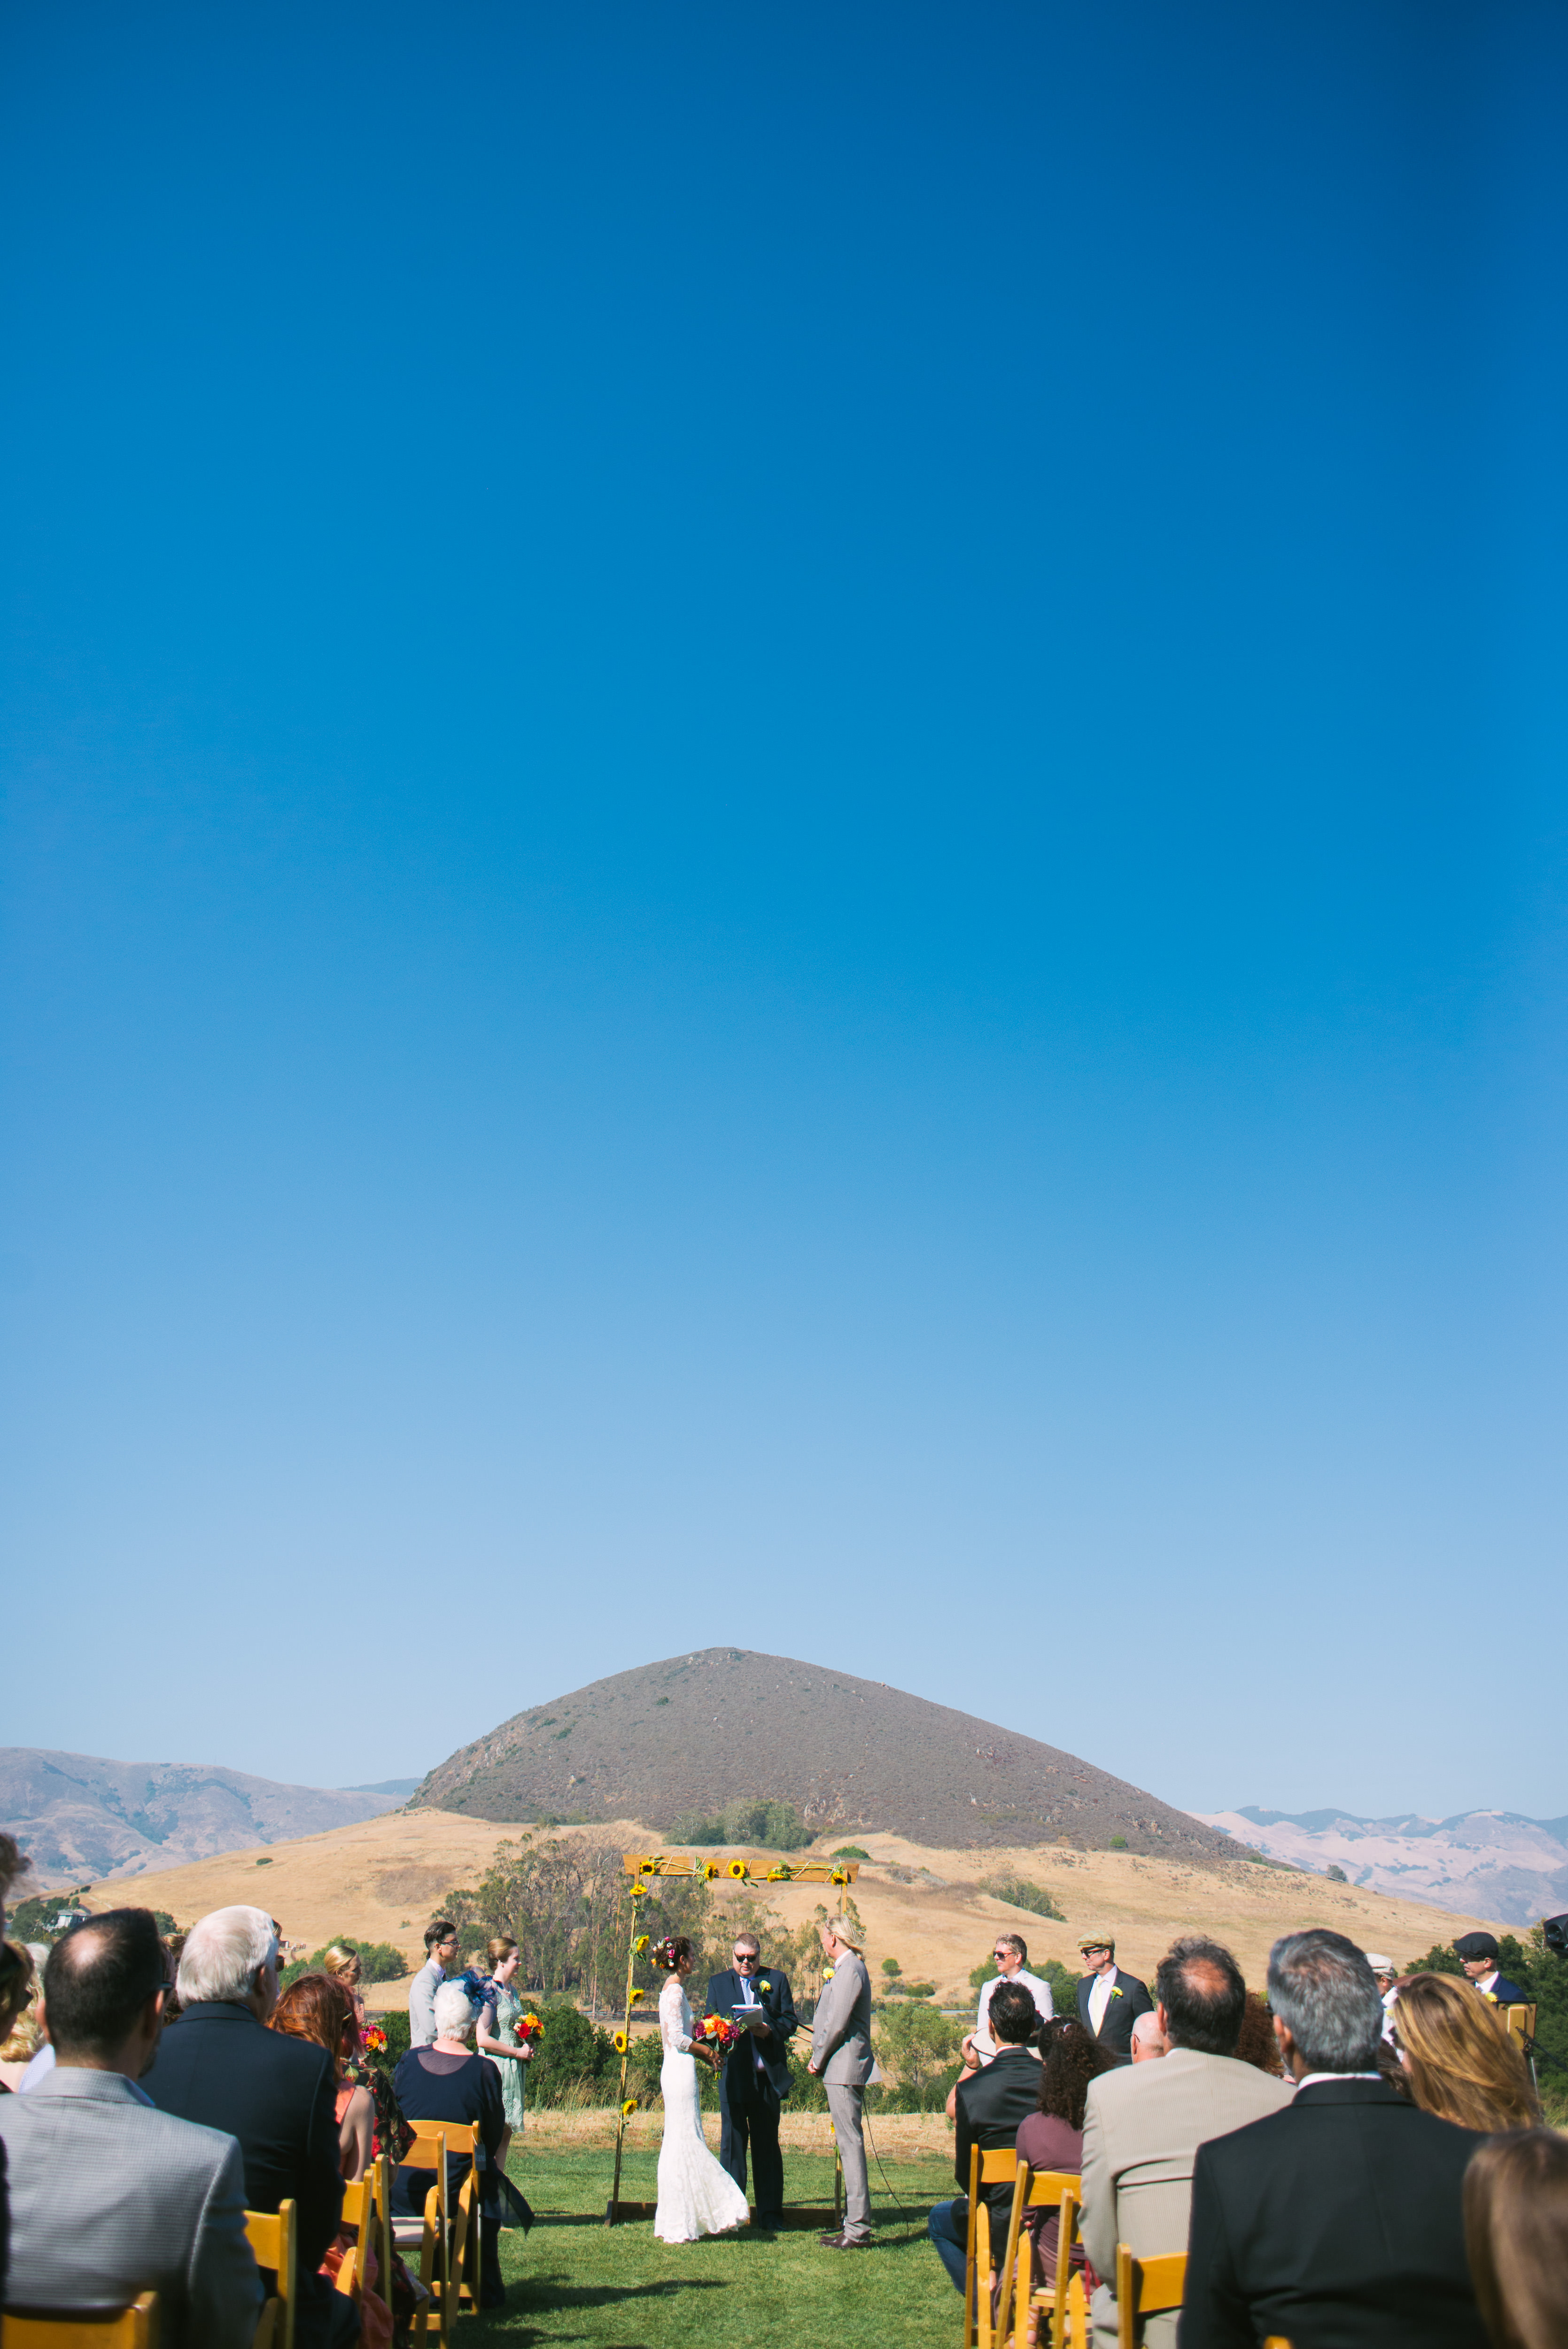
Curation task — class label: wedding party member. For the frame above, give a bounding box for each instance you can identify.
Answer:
[652,1935,750,2244]
[1074,1935,1154,2060]
[474,1935,535,2164]
[1181,1929,1489,2349]
[706,1930,800,2230]
[0,1907,262,2348]
[409,1918,459,2049]
[807,1916,876,2251]
[1390,1971,1539,2132]
[323,1944,369,2039]
[392,1980,508,2307]
[928,1980,1045,2290]
[1081,1935,1289,2349]
[1464,2128,1568,2349]
[145,1905,354,2349]
[1453,1932,1529,2006]
[965,1934,1056,2069]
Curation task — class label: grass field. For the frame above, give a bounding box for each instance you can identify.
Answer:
[464,2133,961,2347]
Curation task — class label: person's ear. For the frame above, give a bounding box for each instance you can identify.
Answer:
[1155,2002,1170,2035]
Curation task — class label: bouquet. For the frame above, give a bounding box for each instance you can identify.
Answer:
[692,2013,740,2055]
[360,2024,388,2057]
[513,2011,543,2044]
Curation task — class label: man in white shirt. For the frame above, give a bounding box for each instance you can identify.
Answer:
[1367,1951,1399,2041]
[965,1933,1055,2065]
[409,1917,459,2048]
[1075,1933,1155,2060]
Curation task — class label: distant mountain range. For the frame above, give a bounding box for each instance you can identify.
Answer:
[2,1750,416,1889]
[1199,1805,1568,1929]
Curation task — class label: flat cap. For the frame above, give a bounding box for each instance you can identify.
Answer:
[1077,1931,1115,1952]
[1453,1932,1499,1963]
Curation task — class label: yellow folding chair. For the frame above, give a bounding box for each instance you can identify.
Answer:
[244,2200,297,2349]
[395,2130,448,2345]
[1,2299,159,2349]
[334,2153,393,2324]
[963,2146,1019,2349]
[1115,2245,1186,2349]
[994,2165,1081,2349]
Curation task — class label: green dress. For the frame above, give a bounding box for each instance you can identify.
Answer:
[485,1982,529,2131]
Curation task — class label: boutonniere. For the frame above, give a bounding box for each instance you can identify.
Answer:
[759,1979,772,1994]
[1110,1987,1124,2000]
[1482,1989,1498,2004]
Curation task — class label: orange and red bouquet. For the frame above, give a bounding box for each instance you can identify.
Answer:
[361,2024,388,2056]
[692,2013,740,2052]
[514,2011,543,2044]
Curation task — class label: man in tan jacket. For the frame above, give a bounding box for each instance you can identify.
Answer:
[807,1916,877,2248]
[1079,1935,1291,2349]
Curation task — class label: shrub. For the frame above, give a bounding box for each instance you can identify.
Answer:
[1325,1864,1348,1883]
[832,1846,871,1861]
[980,1875,1065,1921]
[664,1798,812,1851]
[1109,1835,1128,1851]
[875,2000,964,2098]
[881,1957,902,1977]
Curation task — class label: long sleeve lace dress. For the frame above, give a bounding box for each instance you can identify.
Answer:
[653,1976,750,2243]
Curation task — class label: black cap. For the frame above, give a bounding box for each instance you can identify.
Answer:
[1453,1932,1499,1963]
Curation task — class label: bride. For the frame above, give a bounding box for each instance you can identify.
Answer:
[652,1935,751,2244]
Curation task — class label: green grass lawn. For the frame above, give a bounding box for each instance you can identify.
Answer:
[461,2142,961,2347]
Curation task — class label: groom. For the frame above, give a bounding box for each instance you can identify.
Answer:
[706,1932,800,2230]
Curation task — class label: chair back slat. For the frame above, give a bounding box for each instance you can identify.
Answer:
[1,2301,159,2349]
[244,2200,296,2349]
[1116,2244,1187,2347]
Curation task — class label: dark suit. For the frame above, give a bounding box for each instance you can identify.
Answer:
[954,2046,1042,2222]
[1479,1974,1529,2006]
[1179,2077,1487,2349]
[706,1965,799,2221]
[1076,1967,1154,2060]
[144,2001,348,2349]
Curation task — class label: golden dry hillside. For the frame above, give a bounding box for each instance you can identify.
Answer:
[76,1808,1501,2002]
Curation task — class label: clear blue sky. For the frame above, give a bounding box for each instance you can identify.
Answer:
[3,1,1564,1822]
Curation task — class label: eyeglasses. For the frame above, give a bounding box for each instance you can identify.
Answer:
[1081,1947,1110,1958]
[733,1951,758,1964]
[993,1951,1012,1961]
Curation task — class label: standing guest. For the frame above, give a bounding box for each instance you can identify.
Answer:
[143,1905,353,2349]
[1180,1928,1489,2349]
[474,1936,536,2169]
[1464,2128,1568,2349]
[1453,1932,1529,2006]
[323,1945,368,2040]
[410,1919,459,2049]
[0,1907,260,2347]
[706,1930,800,2232]
[1129,2011,1167,2062]
[393,1981,507,2307]
[967,1935,1056,2066]
[272,1974,375,2179]
[927,1981,1044,2291]
[1075,1935,1154,2061]
[1367,1951,1399,2039]
[1390,1971,1539,2132]
[807,1916,877,2251]
[1016,2018,1117,2284]
[1081,1935,1290,2349]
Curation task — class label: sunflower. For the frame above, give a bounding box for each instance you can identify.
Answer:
[699,1859,719,1881]
[621,2097,639,2118]
[629,1986,646,2003]
[830,1867,847,1885]
[629,1881,647,1899]
[727,1859,749,1880]
[633,1935,650,1954]
[613,2030,629,2054]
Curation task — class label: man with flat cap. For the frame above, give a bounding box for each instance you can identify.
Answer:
[1075,1934,1153,2061]
[1453,1933,1529,2006]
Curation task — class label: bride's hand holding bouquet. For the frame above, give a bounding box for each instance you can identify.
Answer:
[691,2013,739,2071]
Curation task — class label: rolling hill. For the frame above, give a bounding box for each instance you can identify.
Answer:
[1201,1805,1568,1929]
[412,1647,1236,1862]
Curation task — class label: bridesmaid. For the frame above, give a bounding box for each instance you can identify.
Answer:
[475,1935,534,2167]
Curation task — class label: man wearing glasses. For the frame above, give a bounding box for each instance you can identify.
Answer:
[706,1933,800,2232]
[1075,1933,1154,2060]
[964,1933,1055,2069]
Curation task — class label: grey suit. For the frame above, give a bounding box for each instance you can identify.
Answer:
[1080,2048,1293,2349]
[809,1951,876,2241]
[0,2066,262,2349]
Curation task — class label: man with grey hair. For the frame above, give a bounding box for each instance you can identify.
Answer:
[144,1905,352,2348]
[807,1917,876,2249]
[1180,1929,1488,2348]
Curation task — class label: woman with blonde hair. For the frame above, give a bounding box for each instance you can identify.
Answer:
[322,1942,368,2040]
[1391,1971,1539,2132]
[1465,2128,1568,2349]
[474,1935,534,2162]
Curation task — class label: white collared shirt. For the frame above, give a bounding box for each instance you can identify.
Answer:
[1295,2069,1383,2091]
[1087,1968,1117,2035]
[974,1967,1055,2059]
[1475,1970,1499,1997]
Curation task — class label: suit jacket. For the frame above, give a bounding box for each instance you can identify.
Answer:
[0,2066,261,2349]
[1479,1974,1529,2007]
[1081,2047,1293,2349]
[409,1957,443,2048]
[954,2047,1041,2218]
[1076,1967,1155,2059]
[706,1966,800,2100]
[1179,2077,1487,2349]
[809,1952,875,2086]
[143,2002,344,2270]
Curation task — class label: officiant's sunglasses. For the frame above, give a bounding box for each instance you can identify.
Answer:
[732,1949,759,1966]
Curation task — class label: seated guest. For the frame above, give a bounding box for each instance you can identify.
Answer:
[1454,1931,1529,2006]
[1181,1928,1490,2349]
[1231,1990,1284,2076]
[1390,1971,1539,2132]
[1075,1934,1154,2060]
[323,1944,369,2041]
[0,1939,39,2087]
[143,1904,353,2349]
[1081,1935,1290,2349]
[1464,2127,1568,2349]
[409,1918,459,2049]
[0,1907,260,2346]
[392,1979,507,2307]
[272,1973,375,2179]
[1129,2011,1167,2063]
[1016,2018,1117,2283]
[927,1980,1043,2293]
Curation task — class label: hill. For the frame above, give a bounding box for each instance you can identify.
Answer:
[62,1806,1506,1997]
[413,1648,1238,1863]
[1,1748,410,1888]
[1201,1805,1568,1929]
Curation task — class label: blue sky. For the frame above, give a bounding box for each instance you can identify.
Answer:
[3,0,1564,1821]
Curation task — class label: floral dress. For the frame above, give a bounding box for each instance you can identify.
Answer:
[484,1980,530,2132]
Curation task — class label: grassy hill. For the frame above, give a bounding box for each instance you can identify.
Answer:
[411,1647,1234,1862]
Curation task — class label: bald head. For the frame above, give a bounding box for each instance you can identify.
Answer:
[1130,2010,1168,2061]
[43,1908,166,2070]
[1154,1935,1247,2056]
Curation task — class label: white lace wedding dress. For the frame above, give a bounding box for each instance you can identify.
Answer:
[653,1975,750,2243]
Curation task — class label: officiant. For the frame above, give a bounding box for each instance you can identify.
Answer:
[706,1931,800,2230]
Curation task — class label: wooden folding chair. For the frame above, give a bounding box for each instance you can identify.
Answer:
[1,2299,159,2348]
[1115,2245,1186,2349]
[963,2146,1019,2349]
[994,2165,1081,2349]
[245,2199,297,2349]
[335,2153,393,2325]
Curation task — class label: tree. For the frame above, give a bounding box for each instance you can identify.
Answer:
[979,1876,1064,1922]
[664,1798,812,1851]
[874,2002,964,2107]
[1325,1865,1348,1884]
[881,1957,902,1978]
